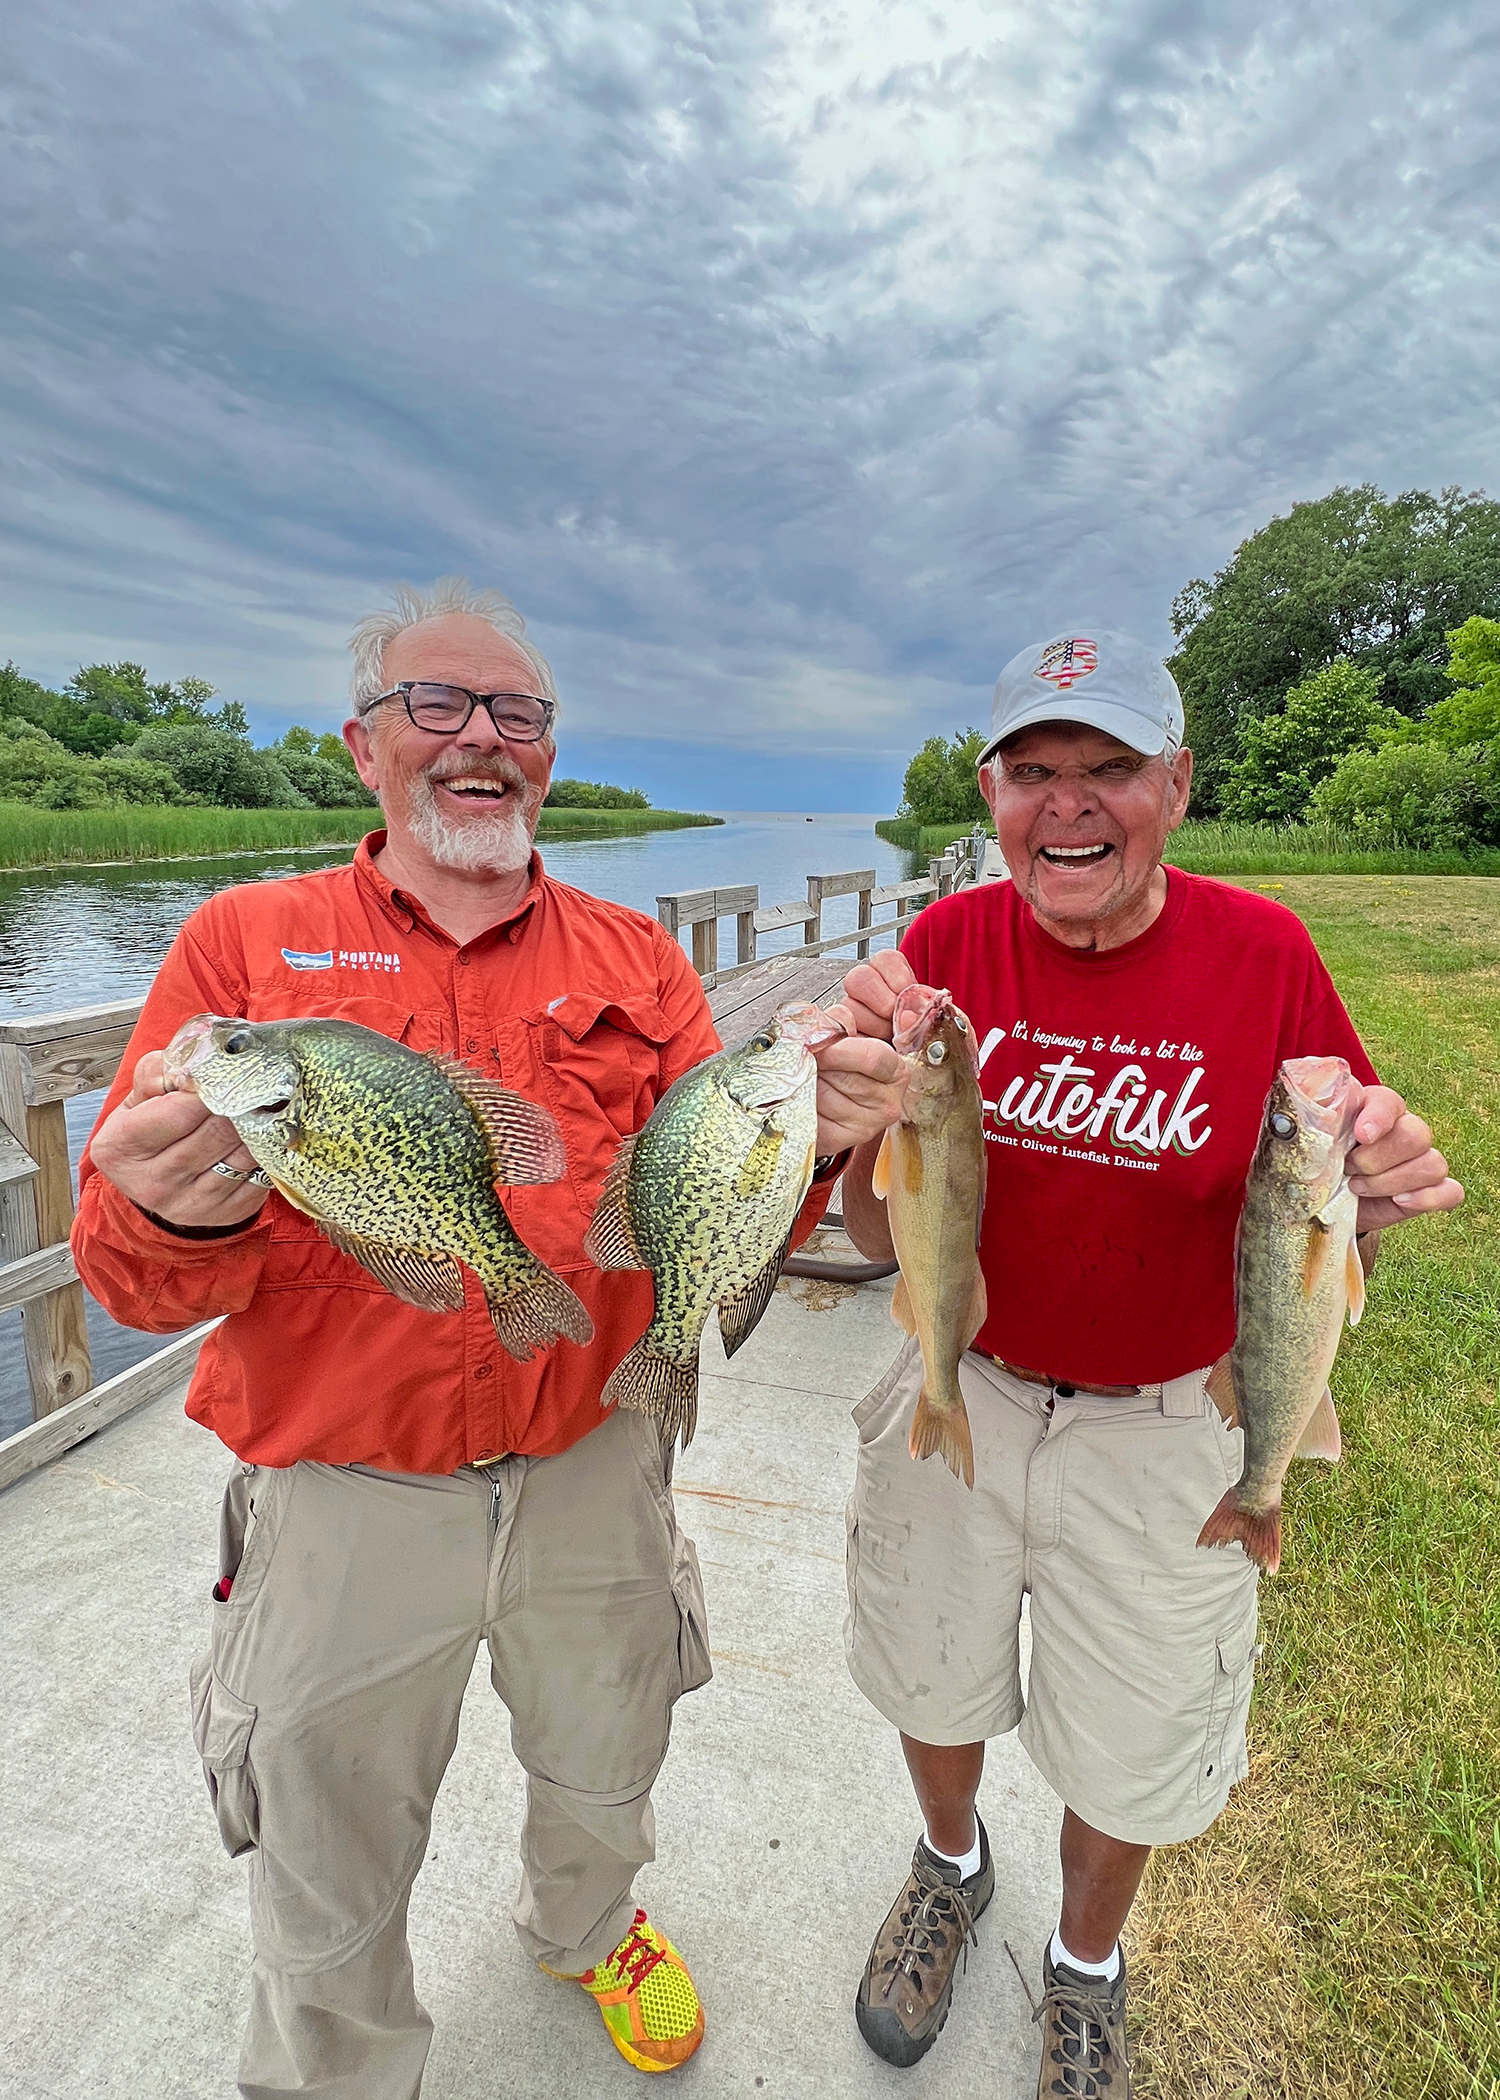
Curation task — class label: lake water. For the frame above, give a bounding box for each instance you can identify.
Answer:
[0,814,908,1437]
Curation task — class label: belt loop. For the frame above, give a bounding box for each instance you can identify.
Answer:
[1161,1372,1206,1419]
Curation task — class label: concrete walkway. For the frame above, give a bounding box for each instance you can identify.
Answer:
[0,1272,1061,2099]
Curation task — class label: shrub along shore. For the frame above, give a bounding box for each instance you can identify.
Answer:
[875,814,1500,877]
[0,801,720,871]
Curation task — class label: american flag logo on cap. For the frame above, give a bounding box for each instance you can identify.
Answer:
[1033,638,1098,689]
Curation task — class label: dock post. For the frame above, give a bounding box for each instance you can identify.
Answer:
[0,1044,93,1419]
[855,879,872,962]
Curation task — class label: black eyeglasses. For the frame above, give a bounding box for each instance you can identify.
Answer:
[367,682,556,742]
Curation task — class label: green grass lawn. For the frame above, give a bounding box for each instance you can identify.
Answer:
[875,814,1500,875]
[0,801,719,868]
[1128,877,1500,2100]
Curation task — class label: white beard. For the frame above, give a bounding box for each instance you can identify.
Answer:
[402,773,540,873]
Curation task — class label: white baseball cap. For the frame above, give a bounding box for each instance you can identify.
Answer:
[976,629,1184,766]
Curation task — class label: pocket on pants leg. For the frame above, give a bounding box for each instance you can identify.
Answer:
[1198,1619,1258,1804]
[190,1651,262,1858]
[670,1532,713,1696]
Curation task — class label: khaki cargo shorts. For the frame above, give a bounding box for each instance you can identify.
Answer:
[844,1339,1261,1846]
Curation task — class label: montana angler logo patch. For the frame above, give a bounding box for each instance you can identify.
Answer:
[1033,637,1098,689]
[281,948,334,971]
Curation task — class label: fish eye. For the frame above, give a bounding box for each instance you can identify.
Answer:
[953,1013,968,1033]
[749,1031,774,1053]
[926,1041,947,1065]
[1269,1110,1297,1139]
[224,1029,253,1055]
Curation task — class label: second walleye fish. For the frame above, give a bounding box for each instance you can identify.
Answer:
[1199,1054,1364,1574]
[586,1002,844,1448]
[873,983,987,1488]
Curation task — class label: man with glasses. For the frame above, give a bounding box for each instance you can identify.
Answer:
[73,578,907,2099]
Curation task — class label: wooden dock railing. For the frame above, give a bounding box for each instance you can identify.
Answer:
[656,837,983,988]
[0,840,988,1492]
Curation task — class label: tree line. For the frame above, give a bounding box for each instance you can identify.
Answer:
[899,484,1500,853]
[0,661,649,813]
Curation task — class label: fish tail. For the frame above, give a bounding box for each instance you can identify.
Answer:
[603,1342,700,1450]
[909,1389,975,1490]
[1197,1489,1281,1575]
[485,1268,595,1363]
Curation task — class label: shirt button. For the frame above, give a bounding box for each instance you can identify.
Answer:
[457,954,469,967]
[465,1036,478,1052]
[473,1364,493,1381]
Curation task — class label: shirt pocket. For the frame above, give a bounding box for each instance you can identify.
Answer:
[532,994,671,1142]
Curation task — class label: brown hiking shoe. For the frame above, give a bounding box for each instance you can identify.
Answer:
[1033,1946,1129,2097]
[854,1816,994,2067]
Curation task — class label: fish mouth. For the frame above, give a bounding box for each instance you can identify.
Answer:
[1281,1055,1356,1140]
[161,1013,222,1092]
[772,1002,849,1053]
[892,984,952,1057]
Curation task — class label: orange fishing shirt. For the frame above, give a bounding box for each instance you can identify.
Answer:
[73,835,830,1472]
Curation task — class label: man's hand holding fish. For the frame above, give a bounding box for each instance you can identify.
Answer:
[834,629,1461,2091]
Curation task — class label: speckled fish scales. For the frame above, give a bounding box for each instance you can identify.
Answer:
[1198,1054,1363,1574]
[585,1003,831,1449]
[162,1012,593,1362]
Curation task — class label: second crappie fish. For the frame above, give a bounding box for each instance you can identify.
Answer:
[1198,1054,1364,1574]
[585,1002,844,1448]
[873,983,988,1488]
[162,1012,594,1362]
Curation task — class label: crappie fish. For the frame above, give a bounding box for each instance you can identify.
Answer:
[585,1002,843,1448]
[873,984,987,1488]
[1198,1055,1364,1574]
[162,1013,594,1362]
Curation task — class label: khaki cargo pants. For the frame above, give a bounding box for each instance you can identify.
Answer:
[189,1407,712,2100]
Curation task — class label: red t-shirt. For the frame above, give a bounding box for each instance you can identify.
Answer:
[900,869,1377,1385]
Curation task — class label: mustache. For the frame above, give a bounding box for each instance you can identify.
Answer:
[419,752,530,793]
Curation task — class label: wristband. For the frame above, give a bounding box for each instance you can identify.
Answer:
[135,1204,261,1241]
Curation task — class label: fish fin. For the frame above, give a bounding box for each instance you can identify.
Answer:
[909,1390,975,1489]
[318,1222,467,1312]
[1206,1354,1241,1430]
[602,1342,700,1449]
[485,1269,595,1363]
[900,1123,924,1195]
[890,1272,917,1336]
[1345,1233,1366,1326]
[1300,1215,1333,1298]
[429,1056,567,1186]
[735,1122,785,1199]
[266,1172,315,1216]
[871,1128,892,1201]
[717,1232,792,1358]
[582,1135,646,1271]
[1197,1489,1281,1575]
[963,1266,988,1350]
[1294,1386,1342,1463]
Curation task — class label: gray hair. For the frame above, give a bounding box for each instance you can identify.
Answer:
[347,576,559,716]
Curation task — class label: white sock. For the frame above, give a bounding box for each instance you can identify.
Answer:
[1050,1927,1121,1981]
[923,1822,982,1880]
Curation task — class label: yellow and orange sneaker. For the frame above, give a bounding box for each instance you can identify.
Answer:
[542,1908,704,2073]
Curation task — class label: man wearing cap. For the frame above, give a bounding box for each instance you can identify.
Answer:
[837,630,1461,2094]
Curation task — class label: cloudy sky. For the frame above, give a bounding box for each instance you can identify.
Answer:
[3,0,1498,809]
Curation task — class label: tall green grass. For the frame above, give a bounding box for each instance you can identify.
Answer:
[875,814,1500,875]
[1129,876,1500,2100]
[0,801,719,869]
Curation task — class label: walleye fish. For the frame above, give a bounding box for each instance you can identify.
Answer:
[1198,1054,1364,1574]
[872,984,987,1489]
[163,1012,594,1362]
[584,1002,843,1448]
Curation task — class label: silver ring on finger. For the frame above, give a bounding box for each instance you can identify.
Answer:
[210,1160,273,1188]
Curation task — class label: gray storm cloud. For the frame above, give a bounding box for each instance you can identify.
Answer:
[1,0,1497,776]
